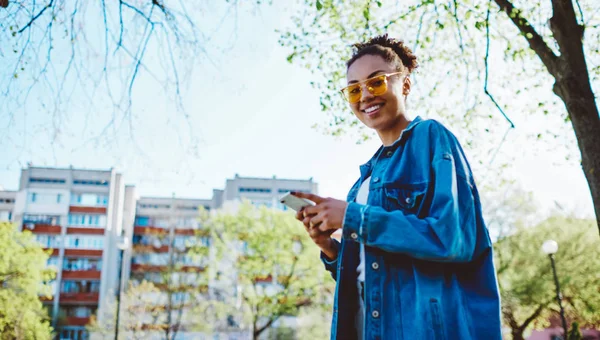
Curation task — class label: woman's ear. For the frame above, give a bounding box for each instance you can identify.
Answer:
[403,76,412,96]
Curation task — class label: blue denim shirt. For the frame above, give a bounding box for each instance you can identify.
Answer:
[321,117,502,340]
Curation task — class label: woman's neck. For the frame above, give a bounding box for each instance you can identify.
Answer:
[377,115,411,146]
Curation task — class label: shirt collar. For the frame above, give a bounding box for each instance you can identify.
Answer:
[359,116,424,176]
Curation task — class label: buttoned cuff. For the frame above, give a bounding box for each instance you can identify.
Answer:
[342,202,367,243]
[320,240,340,273]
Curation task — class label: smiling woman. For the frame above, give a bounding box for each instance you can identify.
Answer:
[294,34,502,340]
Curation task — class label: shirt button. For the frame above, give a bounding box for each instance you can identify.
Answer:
[373,177,380,183]
[372,310,380,318]
[386,151,393,157]
[351,233,358,240]
[371,262,379,270]
[405,197,413,204]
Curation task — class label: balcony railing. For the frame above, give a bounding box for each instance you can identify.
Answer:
[61,270,102,280]
[64,316,91,326]
[59,292,99,303]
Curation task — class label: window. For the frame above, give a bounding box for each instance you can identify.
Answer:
[71,193,108,206]
[61,280,101,293]
[176,217,199,229]
[0,198,15,204]
[239,187,271,193]
[134,216,149,226]
[63,258,102,271]
[61,306,96,317]
[132,253,169,266]
[96,195,108,206]
[73,179,109,186]
[29,177,66,184]
[28,192,63,204]
[139,204,171,209]
[177,205,198,211]
[64,236,104,249]
[68,214,105,227]
[24,214,61,225]
[47,257,60,268]
[35,235,61,248]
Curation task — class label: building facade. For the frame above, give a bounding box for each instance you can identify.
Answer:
[2,167,317,339]
[9,167,134,340]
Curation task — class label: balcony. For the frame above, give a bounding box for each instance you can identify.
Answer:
[64,316,91,326]
[62,270,101,280]
[173,227,209,236]
[59,292,99,303]
[69,206,107,214]
[131,264,168,272]
[66,227,105,235]
[64,249,103,257]
[24,223,62,234]
[134,226,168,235]
[132,244,169,253]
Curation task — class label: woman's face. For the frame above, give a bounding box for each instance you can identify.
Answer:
[346,54,410,134]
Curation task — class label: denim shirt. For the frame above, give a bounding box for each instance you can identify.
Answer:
[321,117,502,340]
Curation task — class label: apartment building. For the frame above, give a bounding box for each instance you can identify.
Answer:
[2,167,318,339]
[216,173,318,210]
[0,189,15,222]
[10,166,134,340]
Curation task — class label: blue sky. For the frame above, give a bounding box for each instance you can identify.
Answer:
[0,1,594,220]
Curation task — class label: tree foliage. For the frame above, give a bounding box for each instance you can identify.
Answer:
[90,228,227,340]
[201,202,334,340]
[494,216,600,339]
[0,222,55,339]
[0,0,265,157]
[280,0,600,230]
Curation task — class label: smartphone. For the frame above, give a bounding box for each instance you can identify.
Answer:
[279,192,315,212]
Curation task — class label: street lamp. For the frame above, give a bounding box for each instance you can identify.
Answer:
[114,236,129,340]
[541,240,568,339]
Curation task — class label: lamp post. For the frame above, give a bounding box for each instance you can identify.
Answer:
[114,236,129,340]
[541,240,568,339]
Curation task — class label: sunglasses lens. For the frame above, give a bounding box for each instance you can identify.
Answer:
[367,76,387,96]
[343,84,362,103]
[342,75,388,103]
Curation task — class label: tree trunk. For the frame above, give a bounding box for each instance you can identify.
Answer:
[511,329,526,340]
[548,0,600,234]
[494,0,600,233]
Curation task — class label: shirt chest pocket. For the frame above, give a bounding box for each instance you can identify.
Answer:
[383,186,427,216]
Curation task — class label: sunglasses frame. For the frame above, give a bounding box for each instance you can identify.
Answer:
[340,71,404,103]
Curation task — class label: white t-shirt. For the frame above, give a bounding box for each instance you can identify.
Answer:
[355,176,370,282]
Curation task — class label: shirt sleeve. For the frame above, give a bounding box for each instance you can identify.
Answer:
[320,239,340,281]
[342,123,479,263]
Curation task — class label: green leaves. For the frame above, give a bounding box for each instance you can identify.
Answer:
[0,222,54,339]
[206,202,334,338]
[316,0,323,11]
[495,217,600,333]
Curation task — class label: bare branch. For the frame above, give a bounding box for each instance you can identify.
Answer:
[17,0,54,34]
[493,0,559,75]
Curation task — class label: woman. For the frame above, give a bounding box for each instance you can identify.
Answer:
[293,34,502,340]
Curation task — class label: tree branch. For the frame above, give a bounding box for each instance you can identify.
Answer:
[18,0,54,34]
[549,0,585,66]
[518,301,549,332]
[493,0,559,75]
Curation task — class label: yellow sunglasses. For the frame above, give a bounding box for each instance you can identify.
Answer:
[340,72,403,104]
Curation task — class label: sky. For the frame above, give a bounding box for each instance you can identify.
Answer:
[0,1,594,221]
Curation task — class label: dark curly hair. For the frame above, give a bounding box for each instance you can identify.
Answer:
[347,34,418,74]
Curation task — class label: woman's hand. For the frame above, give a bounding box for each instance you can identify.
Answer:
[293,192,348,233]
[293,192,347,261]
